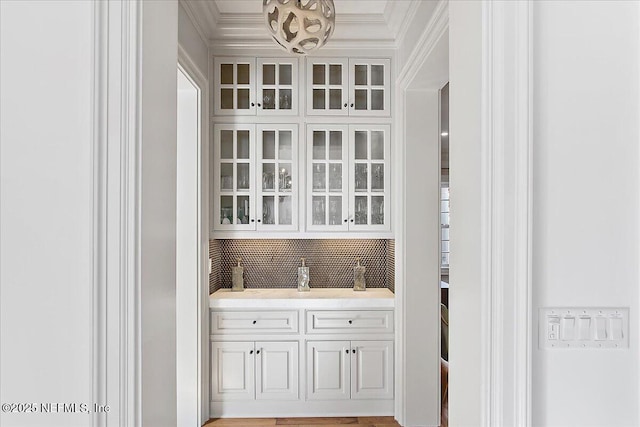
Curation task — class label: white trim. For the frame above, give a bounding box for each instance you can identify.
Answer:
[514,2,533,425]
[94,0,143,425]
[178,44,211,425]
[92,1,107,425]
[479,1,533,425]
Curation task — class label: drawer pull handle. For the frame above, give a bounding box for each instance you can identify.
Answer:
[253,320,257,324]
[348,320,353,324]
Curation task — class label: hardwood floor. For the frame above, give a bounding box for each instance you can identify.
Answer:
[203,416,401,427]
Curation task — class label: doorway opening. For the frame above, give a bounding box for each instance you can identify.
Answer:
[439,82,450,427]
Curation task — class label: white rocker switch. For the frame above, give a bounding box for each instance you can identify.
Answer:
[578,316,591,340]
[595,316,608,340]
[548,317,560,340]
[561,316,575,340]
[610,316,624,340]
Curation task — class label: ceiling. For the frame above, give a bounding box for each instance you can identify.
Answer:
[181,0,419,48]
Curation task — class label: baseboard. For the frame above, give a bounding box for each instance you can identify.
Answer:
[210,399,395,418]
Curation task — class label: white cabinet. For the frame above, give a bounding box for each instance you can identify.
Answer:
[306,340,393,401]
[214,57,299,116]
[306,58,391,117]
[213,124,299,232]
[211,341,299,401]
[307,124,390,231]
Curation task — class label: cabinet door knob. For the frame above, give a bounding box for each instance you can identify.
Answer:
[251,102,255,107]
[350,219,354,223]
[252,320,257,324]
[352,349,356,354]
[344,219,348,223]
[348,320,353,324]
[343,103,347,108]
[250,350,254,354]
[257,219,262,223]
[250,219,255,222]
[256,350,261,354]
[345,349,349,354]
[257,103,262,107]
[350,103,354,108]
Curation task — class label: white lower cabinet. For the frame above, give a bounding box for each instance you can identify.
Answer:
[210,306,394,417]
[307,340,393,401]
[211,341,299,401]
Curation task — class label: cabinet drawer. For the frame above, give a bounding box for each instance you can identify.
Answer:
[306,310,393,334]
[211,311,299,334]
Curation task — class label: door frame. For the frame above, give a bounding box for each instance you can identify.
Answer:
[177,45,211,426]
[394,1,533,426]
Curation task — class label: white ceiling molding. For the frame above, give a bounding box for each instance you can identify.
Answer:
[180,0,431,50]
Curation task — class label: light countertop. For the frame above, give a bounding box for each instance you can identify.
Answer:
[209,288,395,309]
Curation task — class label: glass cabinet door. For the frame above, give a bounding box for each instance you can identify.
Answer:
[348,59,391,117]
[213,124,256,230]
[213,58,256,116]
[256,125,298,230]
[349,125,390,230]
[306,58,349,116]
[306,125,349,231]
[257,58,299,116]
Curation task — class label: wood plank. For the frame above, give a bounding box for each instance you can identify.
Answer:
[276,417,358,425]
[204,418,277,426]
[357,417,399,426]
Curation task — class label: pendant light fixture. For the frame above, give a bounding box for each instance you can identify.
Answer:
[263,0,336,55]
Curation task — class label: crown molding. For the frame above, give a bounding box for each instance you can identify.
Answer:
[396,0,448,88]
[180,0,219,40]
[385,0,418,41]
[179,0,210,47]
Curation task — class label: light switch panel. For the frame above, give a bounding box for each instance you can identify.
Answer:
[539,308,629,349]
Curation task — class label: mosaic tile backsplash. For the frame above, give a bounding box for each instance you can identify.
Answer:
[209,239,395,293]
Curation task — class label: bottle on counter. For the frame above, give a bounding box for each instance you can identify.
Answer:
[298,258,310,292]
[354,258,366,291]
[232,257,244,292]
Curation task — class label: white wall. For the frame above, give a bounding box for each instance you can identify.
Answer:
[140,1,179,426]
[402,90,442,426]
[179,2,209,78]
[0,2,95,425]
[448,2,483,426]
[532,2,639,426]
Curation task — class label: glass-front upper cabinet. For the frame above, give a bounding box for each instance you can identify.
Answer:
[213,124,256,231]
[256,124,298,230]
[214,57,299,116]
[257,58,299,116]
[349,125,390,231]
[306,124,390,232]
[213,58,256,116]
[307,125,349,231]
[306,58,349,116]
[349,59,391,116]
[306,58,390,117]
